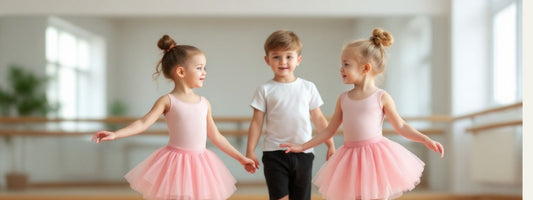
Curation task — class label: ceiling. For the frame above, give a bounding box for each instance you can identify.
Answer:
[0,0,449,17]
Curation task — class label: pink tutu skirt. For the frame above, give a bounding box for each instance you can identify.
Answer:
[313,136,424,200]
[125,145,236,200]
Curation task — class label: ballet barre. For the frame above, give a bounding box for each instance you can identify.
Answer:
[0,116,447,136]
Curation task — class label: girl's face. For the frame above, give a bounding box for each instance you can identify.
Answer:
[181,53,207,88]
[264,50,302,80]
[340,48,366,84]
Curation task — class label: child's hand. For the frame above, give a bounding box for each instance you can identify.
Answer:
[91,131,117,144]
[245,153,260,174]
[240,157,257,173]
[326,146,335,161]
[424,139,444,158]
[244,163,258,174]
[279,143,304,153]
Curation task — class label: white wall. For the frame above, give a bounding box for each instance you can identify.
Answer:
[450,0,491,193]
[0,0,449,17]
[523,1,532,199]
[0,17,47,90]
[449,0,522,195]
[0,16,48,186]
[431,16,451,115]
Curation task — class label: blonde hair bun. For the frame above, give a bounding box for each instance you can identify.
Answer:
[157,35,177,52]
[371,28,394,48]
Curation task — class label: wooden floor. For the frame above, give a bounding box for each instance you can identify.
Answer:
[0,194,523,200]
[0,186,522,200]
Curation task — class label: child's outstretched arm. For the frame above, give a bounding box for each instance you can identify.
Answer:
[92,95,169,144]
[244,109,264,173]
[382,92,444,158]
[206,101,255,169]
[310,107,335,160]
[281,95,343,153]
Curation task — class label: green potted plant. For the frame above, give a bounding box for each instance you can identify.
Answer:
[0,65,58,190]
[106,99,128,130]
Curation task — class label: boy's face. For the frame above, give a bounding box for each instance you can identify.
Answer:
[264,50,302,80]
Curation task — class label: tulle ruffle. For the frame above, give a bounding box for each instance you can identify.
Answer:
[125,145,236,200]
[313,136,424,200]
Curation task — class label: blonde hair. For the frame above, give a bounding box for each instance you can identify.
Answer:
[344,28,394,75]
[264,30,302,55]
[153,35,203,80]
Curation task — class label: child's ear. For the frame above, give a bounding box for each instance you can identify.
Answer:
[297,55,303,65]
[264,55,270,65]
[362,64,372,73]
[175,66,185,78]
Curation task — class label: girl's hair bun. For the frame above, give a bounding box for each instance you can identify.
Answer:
[370,28,393,48]
[157,35,177,52]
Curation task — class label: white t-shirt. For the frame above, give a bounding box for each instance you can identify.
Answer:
[250,78,324,153]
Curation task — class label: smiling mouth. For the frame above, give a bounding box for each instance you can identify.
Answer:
[278,67,289,70]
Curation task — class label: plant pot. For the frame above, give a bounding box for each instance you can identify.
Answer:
[5,172,28,190]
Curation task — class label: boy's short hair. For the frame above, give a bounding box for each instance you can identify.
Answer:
[264,30,302,55]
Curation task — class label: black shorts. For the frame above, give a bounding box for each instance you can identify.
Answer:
[262,150,315,200]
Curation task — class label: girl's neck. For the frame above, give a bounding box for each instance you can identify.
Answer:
[352,79,377,93]
[172,81,195,95]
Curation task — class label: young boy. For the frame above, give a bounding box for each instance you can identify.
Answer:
[245,30,335,200]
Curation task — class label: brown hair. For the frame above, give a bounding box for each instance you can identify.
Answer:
[264,30,302,55]
[344,28,394,75]
[153,35,203,80]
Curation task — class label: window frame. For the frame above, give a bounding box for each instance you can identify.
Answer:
[46,16,105,119]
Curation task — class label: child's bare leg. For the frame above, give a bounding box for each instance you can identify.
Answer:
[278,195,289,200]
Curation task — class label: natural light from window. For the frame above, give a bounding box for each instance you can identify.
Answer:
[45,17,105,120]
[46,27,89,118]
[492,2,517,105]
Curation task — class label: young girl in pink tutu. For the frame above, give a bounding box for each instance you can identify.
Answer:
[280,28,444,200]
[92,35,254,200]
